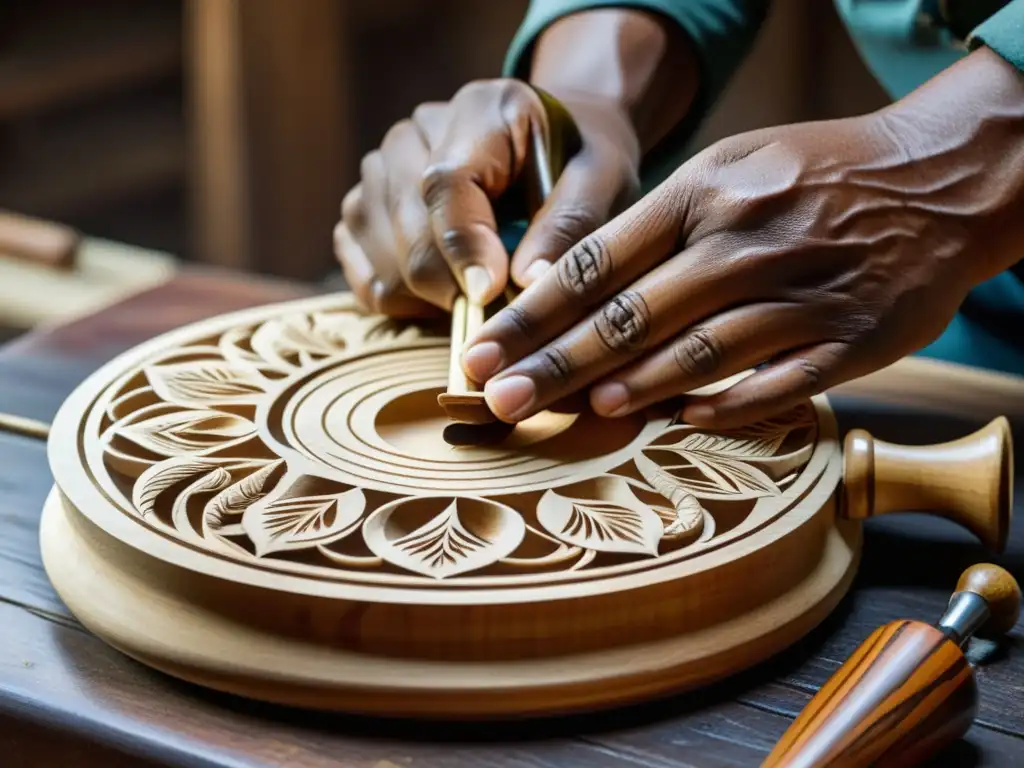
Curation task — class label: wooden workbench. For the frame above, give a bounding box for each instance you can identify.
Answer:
[2,265,1023,767]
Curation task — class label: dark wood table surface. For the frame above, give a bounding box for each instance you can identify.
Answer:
[2,267,1023,768]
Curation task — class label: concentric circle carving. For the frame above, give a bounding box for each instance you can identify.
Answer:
[50,295,833,595]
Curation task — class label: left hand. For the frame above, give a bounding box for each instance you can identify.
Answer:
[459,48,1024,429]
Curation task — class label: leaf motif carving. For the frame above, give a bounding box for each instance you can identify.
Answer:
[202,459,285,536]
[145,361,268,407]
[537,477,663,556]
[218,326,276,373]
[170,467,232,538]
[653,430,782,460]
[312,311,421,350]
[250,314,339,371]
[363,498,525,579]
[116,410,255,457]
[641,422,797,500]
[243,489,366,556]
[132,457,222,518]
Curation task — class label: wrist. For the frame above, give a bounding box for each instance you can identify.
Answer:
[529,8,699,157]
[530,86,642,172]
[878,47,1024,283]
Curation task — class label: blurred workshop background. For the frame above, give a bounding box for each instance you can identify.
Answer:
[0,0,888,344]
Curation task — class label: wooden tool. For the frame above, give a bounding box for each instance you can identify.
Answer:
[37,284,1016,717]
[438,88,581,427]
[0,209,79,269]
[763,563,1022,767]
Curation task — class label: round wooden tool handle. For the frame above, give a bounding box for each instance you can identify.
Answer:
[841,417,1013,553]
[955,563,1022,637]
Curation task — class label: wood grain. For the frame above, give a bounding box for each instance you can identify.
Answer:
[2,271,1024,765]
[40,291,856,717]
[842,417,1013,553]
[763,620,977,766]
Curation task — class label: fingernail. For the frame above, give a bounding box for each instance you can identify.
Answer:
[523,259,551,285]
[462,341,504,381]
[370,279,386,310]
[485,375,536,421]
[591,382,630,417]
[463,265,492,305]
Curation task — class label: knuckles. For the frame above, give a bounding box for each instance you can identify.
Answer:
[594,291,651,354]
[359,150,383,181]
[420,162,470,211]
[794,358,824,391]
[542,206,600,253]
[539,347,574,384]
[556,236,613,301]
[673,329,724,378]
[340,187,366,231]
[411,102,447,130]
[404,237,443,288]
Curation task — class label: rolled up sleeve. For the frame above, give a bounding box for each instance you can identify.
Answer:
[969,0,1024,73]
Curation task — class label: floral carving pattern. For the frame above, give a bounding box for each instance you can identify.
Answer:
[95,299,820,582]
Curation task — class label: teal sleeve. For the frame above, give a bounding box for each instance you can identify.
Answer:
[969,0,1024,72]
[502,0,769,188]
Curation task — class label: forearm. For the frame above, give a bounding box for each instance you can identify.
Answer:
[882,46,1024,282]
[529,9,700,154]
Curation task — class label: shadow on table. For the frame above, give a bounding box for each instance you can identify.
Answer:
[47,400,1018,764]
[92,599,857,744]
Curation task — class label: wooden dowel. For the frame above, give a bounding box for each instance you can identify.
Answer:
[0,412,51,441]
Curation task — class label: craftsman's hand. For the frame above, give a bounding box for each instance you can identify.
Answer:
[462,48,1024,429]
[333,9,699,317]
[332,81,639,316]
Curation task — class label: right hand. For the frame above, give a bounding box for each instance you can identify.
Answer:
[333,79,642,317]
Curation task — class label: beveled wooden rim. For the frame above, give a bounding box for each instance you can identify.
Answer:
[41,488,861,717]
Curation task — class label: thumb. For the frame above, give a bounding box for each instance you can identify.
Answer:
[510,153,636,288]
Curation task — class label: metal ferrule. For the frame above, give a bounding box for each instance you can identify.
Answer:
[938,591,991,646]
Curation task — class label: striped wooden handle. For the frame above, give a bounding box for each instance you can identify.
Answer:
[762,620,977,767]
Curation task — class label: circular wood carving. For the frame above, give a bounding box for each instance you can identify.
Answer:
[42,294,860,717]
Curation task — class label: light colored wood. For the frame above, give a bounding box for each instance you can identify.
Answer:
[0,211,79,269]
[438,295,493,424]
[41,487,859,717]
[842,417,1012,553]
[0,412,51,441]
[833,357,1024,422]
[37,293,1013,717]
[0,237,176,331]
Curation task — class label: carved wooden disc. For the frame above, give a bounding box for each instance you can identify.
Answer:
[42,294,860,717]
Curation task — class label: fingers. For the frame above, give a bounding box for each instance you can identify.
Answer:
[460,190,688,386]
[333,216,375,311]
[380,117,457,310]
[508,150,636,288]
[478,239,748,423]
[588,303,829,417]
[422,83,540,306]
[681,341,859,429]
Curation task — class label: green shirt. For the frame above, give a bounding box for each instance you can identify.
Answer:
[502,0,1024,376]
